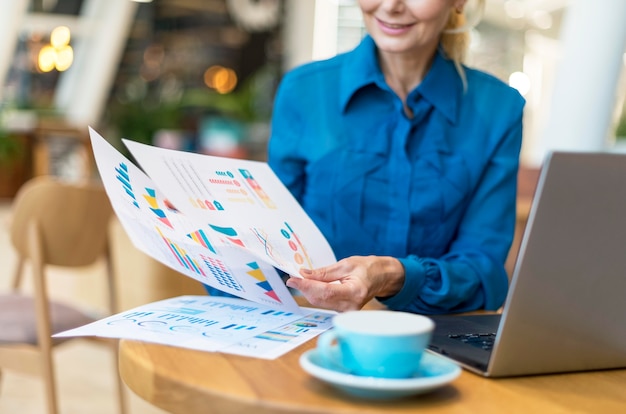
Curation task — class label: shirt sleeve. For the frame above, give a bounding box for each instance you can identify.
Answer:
[380,116,524,314]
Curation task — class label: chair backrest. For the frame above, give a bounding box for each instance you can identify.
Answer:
[9,176,113,268]
[1,176,127,414]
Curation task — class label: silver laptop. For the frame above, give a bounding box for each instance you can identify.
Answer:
[427,151,626,377]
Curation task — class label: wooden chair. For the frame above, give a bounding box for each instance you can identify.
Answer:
[0,176,127,414]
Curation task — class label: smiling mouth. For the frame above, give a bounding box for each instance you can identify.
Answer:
[377,19,414,30]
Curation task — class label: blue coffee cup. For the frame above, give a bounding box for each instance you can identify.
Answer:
[316,310,434,378]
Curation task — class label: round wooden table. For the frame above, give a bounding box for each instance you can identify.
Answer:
[118,337,626,414]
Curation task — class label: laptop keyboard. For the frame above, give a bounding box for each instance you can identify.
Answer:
[448,332,497,351]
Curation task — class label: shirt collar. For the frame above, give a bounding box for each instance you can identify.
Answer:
[339,35,385,112]
[339,36,463,125]
[414,48,462,125]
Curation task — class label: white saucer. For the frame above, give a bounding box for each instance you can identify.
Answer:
[299,349,461,400]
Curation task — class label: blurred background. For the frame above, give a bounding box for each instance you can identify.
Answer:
[1,0,625,198]
[0,0,625,412]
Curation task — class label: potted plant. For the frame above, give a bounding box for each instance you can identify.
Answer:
[613,114,626,153]
[0,128,28,198]
[616,114,626,139]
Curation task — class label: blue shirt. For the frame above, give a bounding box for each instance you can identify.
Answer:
[267,36,525,314]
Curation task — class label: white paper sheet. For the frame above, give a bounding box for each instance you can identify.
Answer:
[122,138,336,277]
[90,128,316,313]
[55,295,335,359]
[60,128,340,358]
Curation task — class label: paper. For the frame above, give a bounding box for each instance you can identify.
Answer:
[57,128,338,358]
[122,137,337,277]
[56,295,335,359]
[90,127,338,313]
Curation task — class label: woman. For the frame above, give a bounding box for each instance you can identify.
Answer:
[268,0,525,314]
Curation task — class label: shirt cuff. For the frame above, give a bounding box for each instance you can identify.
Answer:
[378,257,427,309]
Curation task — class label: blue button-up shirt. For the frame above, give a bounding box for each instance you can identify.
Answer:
[268,35,525,314]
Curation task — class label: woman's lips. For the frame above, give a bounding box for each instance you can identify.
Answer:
[376,18,414,35]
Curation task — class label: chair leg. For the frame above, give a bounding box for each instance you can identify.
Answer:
[27,222,59,414]
[112,340,128,414]
[41,352,59,414]
[11,257,24,290]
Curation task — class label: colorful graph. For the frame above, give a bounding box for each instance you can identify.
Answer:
[189,198,224,210]
[221,324,257,330]
[261,310,294,317]
[255,331,298,342]
[280,221,313,268]
[144,188,173,228]
[160,307,205,316]
[163,199,179,212]
[156,227,205,277]
[209,224,245,247]
[245,262,282,302]
[201,254,244,292]
[239,169,277,209]
[187,228,217,253]
[252,228,276,261]
[115,162,139,208]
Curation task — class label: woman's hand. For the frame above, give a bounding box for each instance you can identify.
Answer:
[286,255,405,312]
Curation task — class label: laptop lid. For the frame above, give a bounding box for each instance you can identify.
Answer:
[428,151,626,377]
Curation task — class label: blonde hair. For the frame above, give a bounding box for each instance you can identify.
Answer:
[440,0,485,90]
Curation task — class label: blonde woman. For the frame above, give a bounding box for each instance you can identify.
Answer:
[268,0,525,314]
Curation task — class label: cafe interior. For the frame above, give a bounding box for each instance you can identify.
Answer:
[1,0,626,413]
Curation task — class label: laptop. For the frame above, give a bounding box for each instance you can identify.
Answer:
[427,151,626,377]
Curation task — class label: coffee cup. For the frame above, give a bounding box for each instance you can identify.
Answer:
[316,310,434,379]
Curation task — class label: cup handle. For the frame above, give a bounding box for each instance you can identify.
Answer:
[317,329,340,367]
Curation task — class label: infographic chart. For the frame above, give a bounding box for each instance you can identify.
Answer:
[90,128,307,313]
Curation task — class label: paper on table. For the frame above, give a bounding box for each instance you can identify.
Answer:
[55,295,336,359]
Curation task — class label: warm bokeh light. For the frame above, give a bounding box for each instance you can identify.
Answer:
[504,0,525,19]
[55,45,74,71]
[203,65,238,94]
[509,71,531,96]
[139,44,164,81]
[531,10,553,30]
[50,26,71,49]
[143,43,165,66]
[38,45,56,72]
[36,26,74,72]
